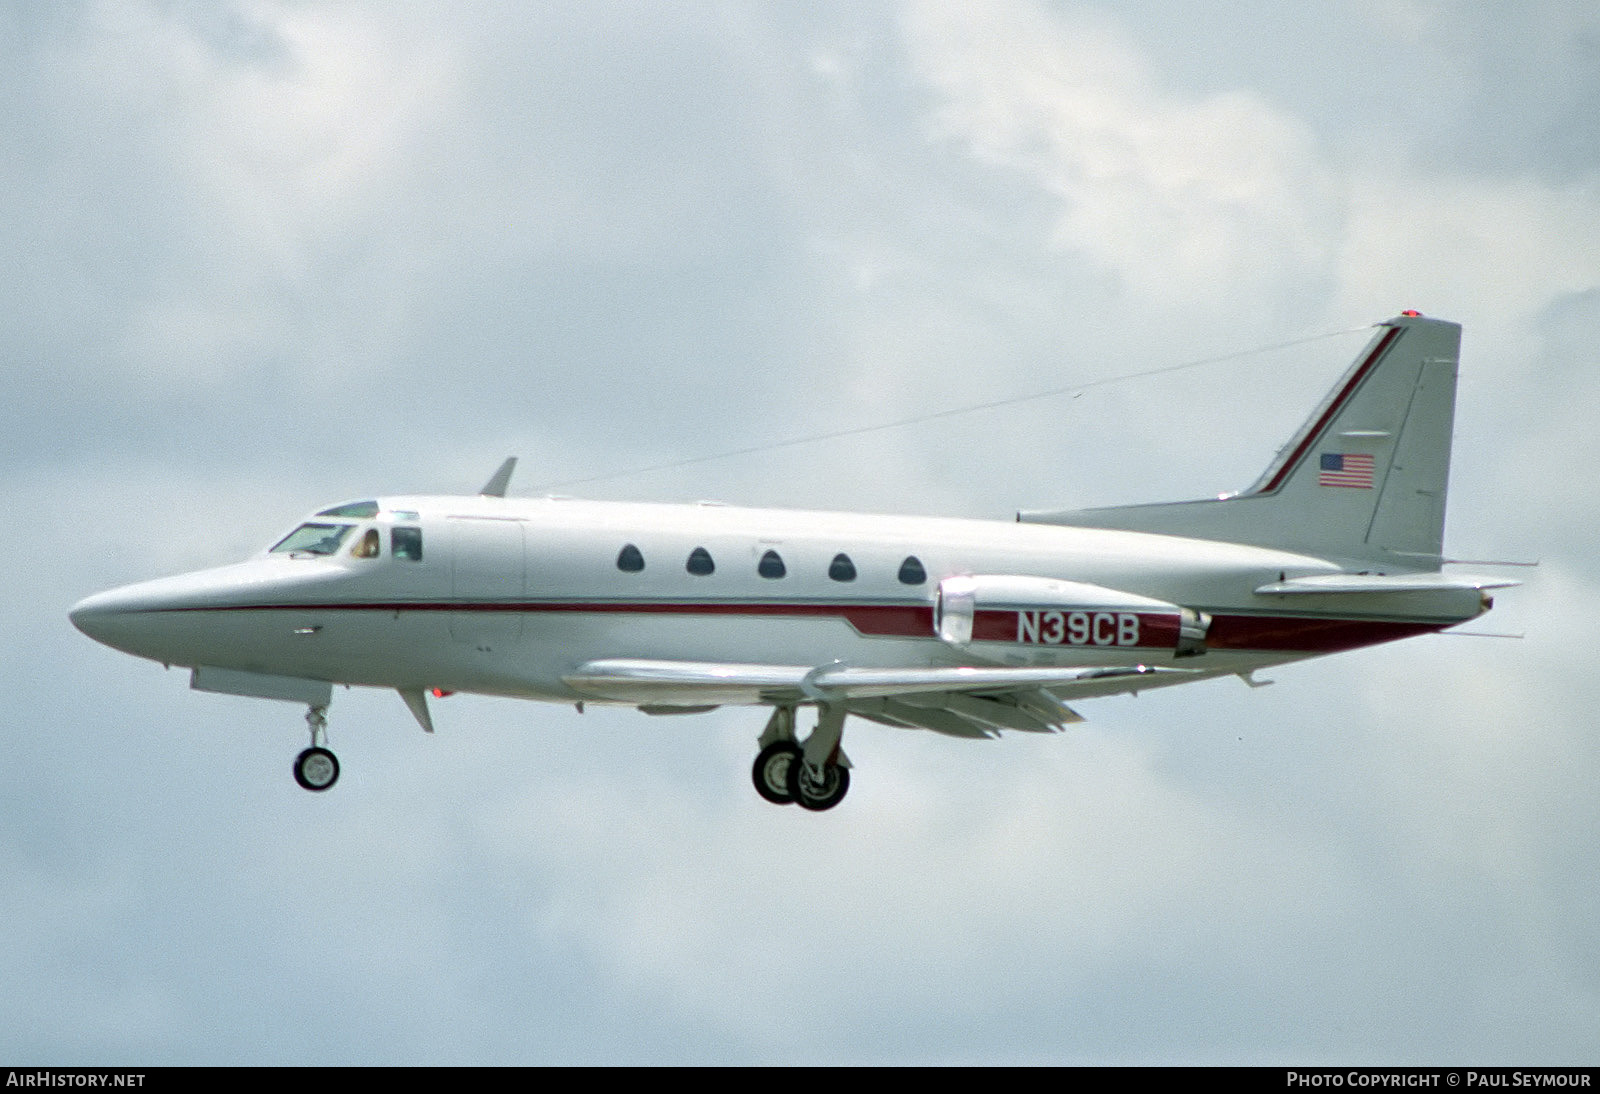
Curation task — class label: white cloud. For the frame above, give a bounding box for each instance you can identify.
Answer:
[902,0,1340,318]
[1334,173,1600,326]
[900,0,1600,340]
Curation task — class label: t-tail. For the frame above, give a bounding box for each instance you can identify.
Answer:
[1020,313,1463,570]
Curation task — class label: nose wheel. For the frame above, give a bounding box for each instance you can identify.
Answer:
[293,746,340,791]
[293,704,340,792]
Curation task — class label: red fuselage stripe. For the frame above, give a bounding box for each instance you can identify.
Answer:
[150,599,1450,654]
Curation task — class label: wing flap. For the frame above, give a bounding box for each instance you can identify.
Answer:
[1011,688,1086,726]
[849,691,1082,738]
[859,698,999,739]
[893,691,1066,733]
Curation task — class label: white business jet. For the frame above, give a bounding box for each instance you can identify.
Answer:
[70,313,1513,810]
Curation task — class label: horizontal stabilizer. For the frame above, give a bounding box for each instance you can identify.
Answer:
[1254,573,1520,595]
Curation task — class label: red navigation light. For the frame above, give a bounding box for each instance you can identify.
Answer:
[1400,309,1422,317]
[430,687,455,699]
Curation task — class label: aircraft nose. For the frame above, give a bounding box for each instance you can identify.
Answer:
[70,560,345,666]
[69,573,228,662]
[70,583,171,650]
[70,587,118,640]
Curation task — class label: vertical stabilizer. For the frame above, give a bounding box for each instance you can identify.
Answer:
[1019,314,1462,568]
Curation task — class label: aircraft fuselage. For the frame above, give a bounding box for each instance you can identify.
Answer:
[70,493,1485,705]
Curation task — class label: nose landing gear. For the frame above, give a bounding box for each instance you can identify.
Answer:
[293,704,340,792]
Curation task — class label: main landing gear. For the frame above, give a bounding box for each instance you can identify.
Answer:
[751,705,850,811]
[293,704,340,792]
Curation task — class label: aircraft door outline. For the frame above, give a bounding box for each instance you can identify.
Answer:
[448,516,525,648]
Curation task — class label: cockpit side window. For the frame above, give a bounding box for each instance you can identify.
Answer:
[271,522,354,556]
[392,526,423,562]
[352,528,381,559]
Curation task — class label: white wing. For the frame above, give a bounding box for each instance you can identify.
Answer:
[562,658,1196,738]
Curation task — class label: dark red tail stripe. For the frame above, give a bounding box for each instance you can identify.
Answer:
[1256,325,1401,495]
[1206,614,1446,653]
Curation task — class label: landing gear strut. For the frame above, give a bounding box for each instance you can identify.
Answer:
[751,704,850,811]
[752,706,801,803]
[293,704,340,792]
[789,702,849,811]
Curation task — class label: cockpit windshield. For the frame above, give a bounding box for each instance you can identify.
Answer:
[317,501,379,518]
[271,522,355,556]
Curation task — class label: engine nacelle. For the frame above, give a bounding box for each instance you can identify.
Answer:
[935,575,1208,656]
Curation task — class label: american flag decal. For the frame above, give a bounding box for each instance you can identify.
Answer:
[1318,452,1375,488]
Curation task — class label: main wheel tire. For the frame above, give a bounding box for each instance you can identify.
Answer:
[752,741,802,805]
[293,746,340,791]
[787,758,849,812]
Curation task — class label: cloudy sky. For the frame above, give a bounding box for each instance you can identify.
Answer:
[4,0,1596,1064]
